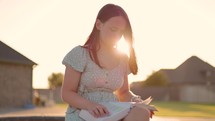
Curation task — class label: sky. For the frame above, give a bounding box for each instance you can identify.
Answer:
[0,0,215,89]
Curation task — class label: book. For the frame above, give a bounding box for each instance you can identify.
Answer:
[79,97,158,121]
[135,96,158,112]
[79,102,133,121]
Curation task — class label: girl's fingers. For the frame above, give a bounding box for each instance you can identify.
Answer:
[90,106,110,118]
[93,108,100,117]
[102,106,110,116]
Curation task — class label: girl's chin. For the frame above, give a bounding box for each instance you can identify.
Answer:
[101,40,118,48]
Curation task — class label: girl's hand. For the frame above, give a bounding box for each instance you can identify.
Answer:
[87,102,110,118]
[131,95,143,103]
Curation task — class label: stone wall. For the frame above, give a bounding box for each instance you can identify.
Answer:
[35,87,63,104]
[0,62,33,108]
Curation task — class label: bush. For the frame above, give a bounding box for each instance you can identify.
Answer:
[142,71,169,87]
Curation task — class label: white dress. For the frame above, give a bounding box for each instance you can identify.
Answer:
[62,46,130,121]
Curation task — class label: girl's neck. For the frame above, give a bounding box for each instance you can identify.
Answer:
[99,42,116,54]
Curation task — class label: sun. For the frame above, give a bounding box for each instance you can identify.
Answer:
[117,37,129,56]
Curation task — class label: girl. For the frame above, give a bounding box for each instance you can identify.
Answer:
[61,3,153,121]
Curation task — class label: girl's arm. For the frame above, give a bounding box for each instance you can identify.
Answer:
[61,65,92,109]
[115,75,141,102]
[61,65,109,117]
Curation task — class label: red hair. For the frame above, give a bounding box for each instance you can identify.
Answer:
[83,4,138,75]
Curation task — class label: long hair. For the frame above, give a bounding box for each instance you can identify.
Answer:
[83,4,138,75]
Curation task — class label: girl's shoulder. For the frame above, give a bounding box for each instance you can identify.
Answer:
[62,45,88,72]
[71,45,87,52]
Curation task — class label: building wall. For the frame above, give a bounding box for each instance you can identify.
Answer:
[35,87,63,104]
[0,62,33,108]
[130,84,170,101]
[131,83,215,103]
[180,85,215,103]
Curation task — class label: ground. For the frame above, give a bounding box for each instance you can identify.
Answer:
[0,105,214,121]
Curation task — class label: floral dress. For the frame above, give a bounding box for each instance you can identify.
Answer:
[62,46,130,121]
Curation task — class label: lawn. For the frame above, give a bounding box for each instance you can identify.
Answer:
[151,101,215,118]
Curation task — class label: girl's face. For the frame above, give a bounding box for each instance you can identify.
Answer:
[96,16,127,48]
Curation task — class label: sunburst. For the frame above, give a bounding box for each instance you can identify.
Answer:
[117,37,129,56]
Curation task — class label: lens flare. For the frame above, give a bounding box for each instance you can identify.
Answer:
[117,37,129,56]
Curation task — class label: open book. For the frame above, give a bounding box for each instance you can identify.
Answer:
[79,102,133,121]
[79,97,158,121]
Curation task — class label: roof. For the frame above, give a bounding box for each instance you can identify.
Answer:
[0,40,37,66]
[160,56,215,84]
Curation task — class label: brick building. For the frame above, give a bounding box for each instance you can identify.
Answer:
[0,41,37,108]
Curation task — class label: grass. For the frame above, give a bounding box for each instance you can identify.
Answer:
[151,101,215,118]
[57,103,67,108]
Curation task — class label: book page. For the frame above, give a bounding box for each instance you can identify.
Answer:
[79,102,133,121]
[101,102,132,115]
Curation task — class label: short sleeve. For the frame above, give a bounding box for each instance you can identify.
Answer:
[62,46,87,72]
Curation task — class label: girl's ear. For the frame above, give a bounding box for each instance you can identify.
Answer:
[96,19,103,30]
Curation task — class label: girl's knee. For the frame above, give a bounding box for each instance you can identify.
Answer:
[133,106,150,117]
[123,106,150,121]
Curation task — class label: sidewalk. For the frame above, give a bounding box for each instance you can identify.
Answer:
[0,105,215,121]
[0,105,65,117]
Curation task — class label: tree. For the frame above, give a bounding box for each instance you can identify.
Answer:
[48,72,64,89]
[142,71,169,87]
